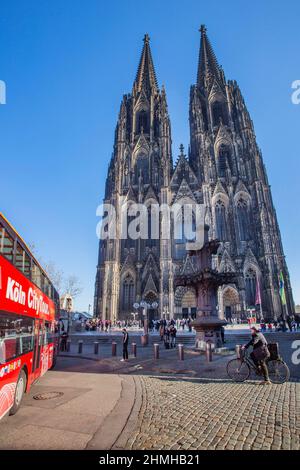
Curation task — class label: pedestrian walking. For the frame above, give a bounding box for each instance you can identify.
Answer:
[164,326,170,349]
[169,324,177,348]
[60,331,68,351]
[159,322,165,341]
[121,328,129,362]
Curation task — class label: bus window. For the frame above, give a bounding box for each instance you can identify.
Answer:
[0,226,14,262]
[43,276,51,298]
[15,242,31,278]
[0,223,4,253]
[44,321,54,345]
[32,262,42,289]
[0,312,34,364]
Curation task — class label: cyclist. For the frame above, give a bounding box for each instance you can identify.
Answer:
[242,326,271,385]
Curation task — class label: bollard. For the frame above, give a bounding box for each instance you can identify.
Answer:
[236,344,242,359]
[154,343,159,360]
[178,343,184,360]
[66,339,71,352]
[78,340,83,354]
[141,334,149,347]
[131,343,137,358]
[112,342,117,357]
[206,341,212,362]
[94,342,99,355]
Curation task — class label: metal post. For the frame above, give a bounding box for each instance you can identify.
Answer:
[112,342,117,357]
[78,340,83,354]
[154,343,159,360]
[206,342,212,362]
[94,342,99,355]
[178,343,184,360]
[66,339,71,352]
[132,343,137,358]
[236,345,242,359]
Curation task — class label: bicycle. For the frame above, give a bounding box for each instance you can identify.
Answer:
[227,346,290,384]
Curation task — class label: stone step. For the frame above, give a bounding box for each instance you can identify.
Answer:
[68,334,197,347]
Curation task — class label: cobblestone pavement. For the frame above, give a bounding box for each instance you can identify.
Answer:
[126,377,300,450]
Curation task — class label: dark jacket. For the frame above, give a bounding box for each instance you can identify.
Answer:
[245,332,268,350]
[123,332,129,346]
[170,327,177,337]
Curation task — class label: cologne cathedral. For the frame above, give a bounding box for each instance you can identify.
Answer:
[94,26,294,322]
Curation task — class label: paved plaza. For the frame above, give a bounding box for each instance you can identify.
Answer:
[122,377,299,450]
[0,335,299,451]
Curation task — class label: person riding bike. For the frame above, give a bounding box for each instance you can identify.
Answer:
[242,326,271,385]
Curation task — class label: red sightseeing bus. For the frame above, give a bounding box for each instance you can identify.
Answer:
[0,213,60,419]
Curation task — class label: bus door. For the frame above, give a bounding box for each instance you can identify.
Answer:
[32,319,44,380]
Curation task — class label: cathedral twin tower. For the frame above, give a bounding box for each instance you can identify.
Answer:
[94,26,294,322]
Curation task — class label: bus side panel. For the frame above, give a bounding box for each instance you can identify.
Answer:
[0,353,31,419]
[39,342,54,376]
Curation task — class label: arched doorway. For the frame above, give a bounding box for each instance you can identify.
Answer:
[144,291,159,321]
[180,288,197,319]
[221,286,241,322]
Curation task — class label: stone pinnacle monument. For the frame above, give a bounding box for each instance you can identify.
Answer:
[175,225,236,348]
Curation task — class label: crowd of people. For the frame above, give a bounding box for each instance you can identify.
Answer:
[69,313,300,338]
[259,315,300,332]
[155,320,177,349]
[149,318,193,349]
[77,318,140,332]
[69,316,197,350]
[149,317,193,334]
[74,316,196,335]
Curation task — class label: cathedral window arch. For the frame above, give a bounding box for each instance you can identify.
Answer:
[245,268,257,307]
[236,198,250,241]
[121,273,135,312]
[135,154,149,184]
[211,100,228,127]
[145,204,158,249]
[136,109,149,134]
[218,144,232,177]
[173,205,196,259]
[215,199,227,241]
[152,154,160,187]
[122,202,136,250]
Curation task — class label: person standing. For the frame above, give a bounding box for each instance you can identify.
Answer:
[169,324,177,348]
[159,322,165,341]
[121,328,129,362]
[221,325,225,344]
[60,330,68,351]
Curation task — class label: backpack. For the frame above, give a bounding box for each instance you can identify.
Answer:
[252,344,270,361]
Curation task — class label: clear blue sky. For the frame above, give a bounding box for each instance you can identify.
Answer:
[1,0,299,310]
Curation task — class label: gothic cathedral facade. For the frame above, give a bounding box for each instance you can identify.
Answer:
[94,27,294,322]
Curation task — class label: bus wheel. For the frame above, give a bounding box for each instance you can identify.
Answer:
[9,369,27,415]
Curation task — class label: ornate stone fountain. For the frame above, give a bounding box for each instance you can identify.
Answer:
[175,225,236,348]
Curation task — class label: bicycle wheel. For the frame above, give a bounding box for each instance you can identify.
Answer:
[267,360,290,384]
[227,359,251,382]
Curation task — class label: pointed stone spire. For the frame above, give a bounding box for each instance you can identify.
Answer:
[134,34,158,95]
[197,25,223,91]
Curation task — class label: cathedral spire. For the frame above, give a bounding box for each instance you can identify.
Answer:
[133,34,158,95]
[197,25,222,91]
